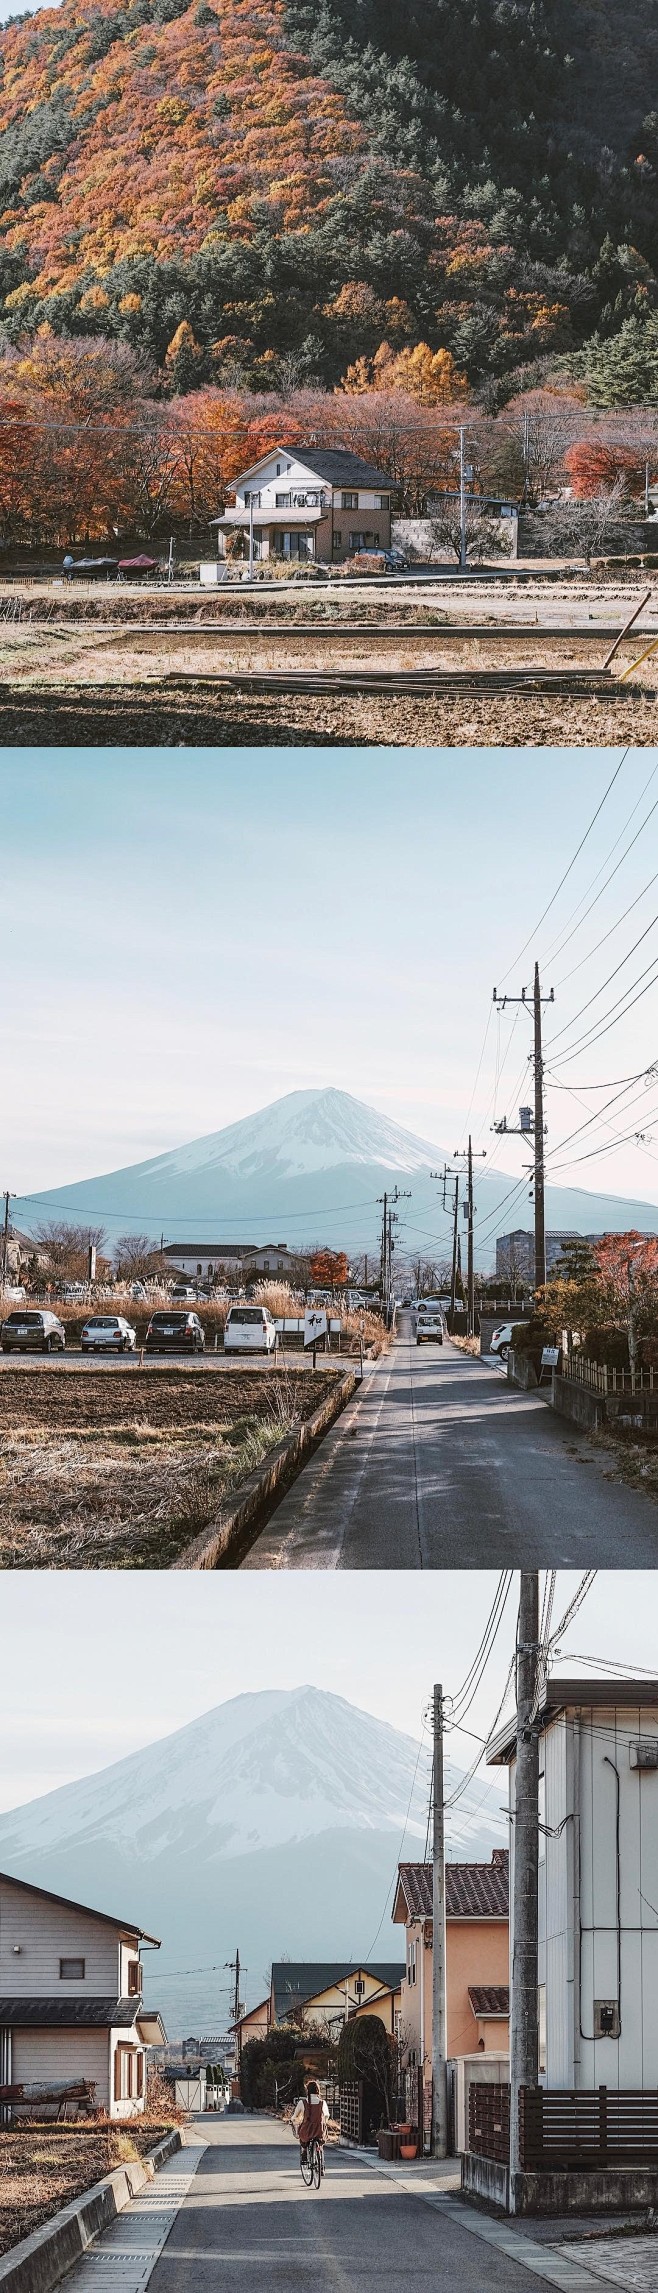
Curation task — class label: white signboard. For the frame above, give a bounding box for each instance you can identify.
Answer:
[304,1309,327,1348]
[541,1346,560,1368]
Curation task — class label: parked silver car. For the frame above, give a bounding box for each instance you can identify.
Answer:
[81,1314,137,1353]
[1,1308,66,1353]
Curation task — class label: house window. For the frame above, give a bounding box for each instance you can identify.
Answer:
[60,1957,85,1980]
[376,495,390,509]
[341,492,358,509]
[408,1940,417,1986]
[127,1961,142,1996]
[349,531,375,552]
[114,2045,142,2102]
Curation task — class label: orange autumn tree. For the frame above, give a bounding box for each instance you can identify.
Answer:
[564,440,647,498]
[341,341,467,405]
[309,1250,350,1292]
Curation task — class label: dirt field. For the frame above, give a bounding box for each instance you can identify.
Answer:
[0,2123,175,2256]
[1,576,656,742]
[0,1364,337,1567]
[0,678,653,745]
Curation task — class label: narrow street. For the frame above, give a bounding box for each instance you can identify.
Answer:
[244,1320,658,1568]
[55,2121,651,2293]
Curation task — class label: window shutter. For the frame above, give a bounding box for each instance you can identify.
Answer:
[114,2048,121,2103]
[136,2052,144,2097]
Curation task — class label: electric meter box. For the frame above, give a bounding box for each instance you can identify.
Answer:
[629,1740,658,1770]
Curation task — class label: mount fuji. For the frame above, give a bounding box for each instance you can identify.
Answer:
[15,1087,658,1264]
[0,1687,507,2035]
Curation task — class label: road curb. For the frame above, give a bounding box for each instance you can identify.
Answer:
[171,1366,360,1568]
[0,2130,183,2293]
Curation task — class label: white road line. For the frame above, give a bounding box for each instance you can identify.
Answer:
[61,2146,206,2293]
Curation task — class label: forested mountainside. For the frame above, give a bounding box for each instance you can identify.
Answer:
[0,0,656,388]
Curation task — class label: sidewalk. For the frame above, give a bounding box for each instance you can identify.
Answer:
[354,2148,658,2292]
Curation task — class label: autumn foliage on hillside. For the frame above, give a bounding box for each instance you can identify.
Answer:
[0,0,658,402]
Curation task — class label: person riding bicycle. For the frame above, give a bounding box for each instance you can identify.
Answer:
[291,2081,329,2163]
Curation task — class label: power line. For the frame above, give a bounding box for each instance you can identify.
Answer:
[496,754,629,989]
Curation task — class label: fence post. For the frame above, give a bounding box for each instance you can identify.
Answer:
[599,2085,608,2165]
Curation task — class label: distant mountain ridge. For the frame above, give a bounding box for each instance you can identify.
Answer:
[15,1087,658,1264]
[0,1686,507,2033]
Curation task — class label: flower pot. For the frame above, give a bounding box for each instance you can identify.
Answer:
[400,2142,418,2160]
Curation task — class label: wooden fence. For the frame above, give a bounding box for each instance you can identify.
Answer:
[468,2083,658,2169]
[339,2081,363,2145]
[566,1354,656,1397]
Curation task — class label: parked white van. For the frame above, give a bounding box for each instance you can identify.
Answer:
[224,1305,278,1353]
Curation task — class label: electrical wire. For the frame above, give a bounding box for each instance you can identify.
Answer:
[495,753,629,989]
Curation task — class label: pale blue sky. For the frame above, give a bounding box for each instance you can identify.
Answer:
[2,746,658,1210]
[0,1571,655,1812]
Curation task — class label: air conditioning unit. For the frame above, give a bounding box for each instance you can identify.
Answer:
[593,2000,620,2039]
[630,1740,658,1770]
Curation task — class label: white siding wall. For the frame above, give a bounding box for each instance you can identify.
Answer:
[11,2027,110,2108]
[541,1704,658,2089]
[0,1881,124,1994]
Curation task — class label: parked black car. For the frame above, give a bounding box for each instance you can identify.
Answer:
[145,1310,205,1354]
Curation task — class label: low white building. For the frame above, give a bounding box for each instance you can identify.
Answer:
[489,1676,658,2090]
[163,1242,293,1283]
[0,1870,165,2119]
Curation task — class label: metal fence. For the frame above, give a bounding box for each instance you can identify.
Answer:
[339,2080,363,2144]
[468,2080,510,2164]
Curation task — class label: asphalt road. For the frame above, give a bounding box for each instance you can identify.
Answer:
[141,2121,579,2293]
[245,1321,658,1569]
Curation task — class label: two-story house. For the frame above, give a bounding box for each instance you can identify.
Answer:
[0,1870,166,2119]
[392,1852,509,2132]
[488,1675,658,2091]
[234,1960,404,2058]
[213,447,396,566]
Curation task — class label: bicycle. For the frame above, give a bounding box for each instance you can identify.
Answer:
[300,2137,325,2190]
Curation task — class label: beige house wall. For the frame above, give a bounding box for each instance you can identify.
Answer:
[399,1917,509,2080]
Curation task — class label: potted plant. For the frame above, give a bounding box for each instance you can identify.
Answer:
[400,2124,418,2160]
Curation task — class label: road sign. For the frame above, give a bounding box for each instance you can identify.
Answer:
[304,1308,327,1347]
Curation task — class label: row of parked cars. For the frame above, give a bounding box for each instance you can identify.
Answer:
[0,1304,279,1354]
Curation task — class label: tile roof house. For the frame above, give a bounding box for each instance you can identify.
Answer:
[234,1961,405,2056]
[0,1871,166,2122]
[213,446,397,566]
[393,1851,510,2107]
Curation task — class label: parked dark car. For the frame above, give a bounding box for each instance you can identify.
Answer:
[1,1308,66,1353]
[145,1310,205,1354]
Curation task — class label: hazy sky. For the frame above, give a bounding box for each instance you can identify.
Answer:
[2,746,658,1212]
[1,1570,656,1814]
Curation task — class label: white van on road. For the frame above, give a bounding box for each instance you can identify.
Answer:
[224,1305,278,1353]
[415,1302,445,1345]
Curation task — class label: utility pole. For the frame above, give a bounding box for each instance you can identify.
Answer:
[432,1683,448,2158]
[509,1572,540,2212]
[452,1141,486,1335]
[1,1191,15,1292]
[459,424,467,570]
[377,1186,410,1324]
[492,965,554,1294]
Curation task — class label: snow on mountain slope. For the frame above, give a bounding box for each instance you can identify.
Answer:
[0,1688,503,1867]
[16,1085,658,1259]
[0,1689,507,2031]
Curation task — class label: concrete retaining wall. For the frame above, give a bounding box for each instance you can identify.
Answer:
[551,1372,658,1434]
[550,1373,603,1430]
[461,2150,658,2214]
[507,1349,538,1391]
[172,1367,359,1568]
[0,2130,182,2293]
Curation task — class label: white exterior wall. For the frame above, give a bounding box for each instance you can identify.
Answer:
[510,1701,658,2091]
[11,2027,111,2109]
[0,1880,126,1994]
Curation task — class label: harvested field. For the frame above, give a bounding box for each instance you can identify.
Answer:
[0,1365,337,1567]
[0,680,655,746]
[0,2122,175,2256]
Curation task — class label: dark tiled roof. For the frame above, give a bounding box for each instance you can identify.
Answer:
[468,1985,510,2017]
[0,1870,159,1945]
[0,1996,142,2027]
[271,1961,404,2021]
[395,1850,509,1922]
[289,447,395,489]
